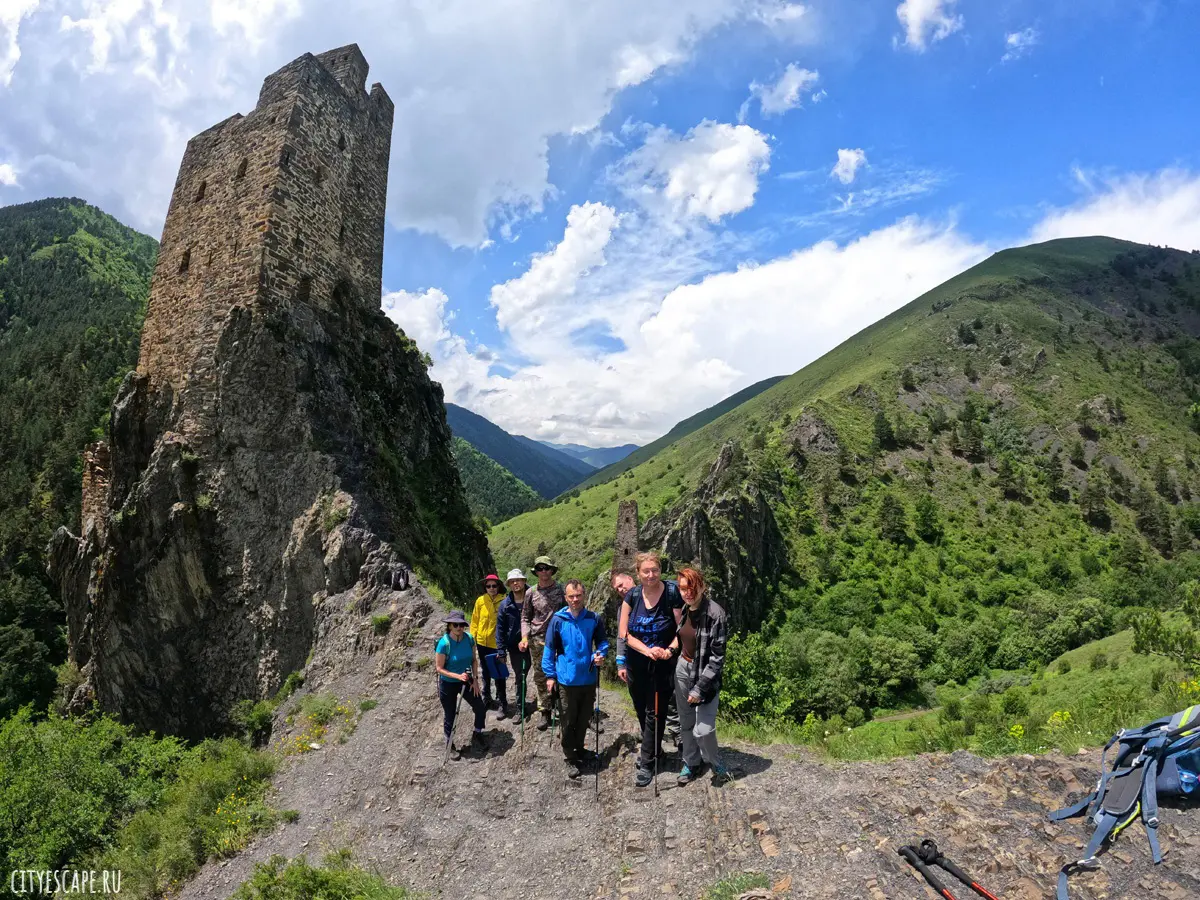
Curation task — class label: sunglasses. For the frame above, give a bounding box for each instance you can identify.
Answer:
[450,622,466,628]
[533,565,554,573]
[485,583,501,589]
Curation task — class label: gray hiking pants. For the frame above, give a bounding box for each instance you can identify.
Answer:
[674,655,722,769]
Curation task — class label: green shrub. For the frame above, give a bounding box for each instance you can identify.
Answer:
[1057,658,1073,675]
[371,614,392,635]
[1090,652,1109,671]
[230,849,416,900]
[275,671,305,703]
[704,872,770,900]
[231,699,275,747]
[359,699,378,712]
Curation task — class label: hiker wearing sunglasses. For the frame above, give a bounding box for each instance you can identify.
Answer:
[470,574,507,716]
[543,579,609,779]
[435,610,487,760]
[616,551,683,787]
[519,555,565,731]
[665,567,731,786]
[495,568,529,720]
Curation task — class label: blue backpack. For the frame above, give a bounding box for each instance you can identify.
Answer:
[1049,705,1200,899]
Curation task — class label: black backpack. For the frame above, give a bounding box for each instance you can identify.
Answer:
[1049,705,1200,899]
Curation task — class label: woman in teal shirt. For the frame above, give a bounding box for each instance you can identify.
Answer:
[436,609,486,759]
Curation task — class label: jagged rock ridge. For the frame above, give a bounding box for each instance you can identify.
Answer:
[49,44,489,739]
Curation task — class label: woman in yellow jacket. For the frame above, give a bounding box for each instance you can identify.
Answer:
[471,574,507,716]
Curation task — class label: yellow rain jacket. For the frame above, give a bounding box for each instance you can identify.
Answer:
[470,592,500,649]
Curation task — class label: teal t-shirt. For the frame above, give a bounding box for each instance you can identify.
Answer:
[435,632,475,683]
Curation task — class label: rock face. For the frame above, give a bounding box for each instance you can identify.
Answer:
[644,442,786,632]
[48,45,489,739]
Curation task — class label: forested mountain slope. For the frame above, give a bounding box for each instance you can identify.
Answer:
[444,402,592,497]
[0,198,157,717]
[451,437,543,525]
[491,236,1200,723]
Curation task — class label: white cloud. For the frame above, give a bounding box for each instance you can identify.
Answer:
[1029,169,1200,252]
[0,0,768,245]
[381,287,453,353]
[1001,27,1038,63]
[616,120,771,223]
[0,0,40,86]
[831,148,867,185]
[746,62,820,118]
[489,202,620,334]
[895,0,963,51]
[0,162,17,186]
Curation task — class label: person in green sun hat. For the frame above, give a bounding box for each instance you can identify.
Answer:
[519,555,565,730]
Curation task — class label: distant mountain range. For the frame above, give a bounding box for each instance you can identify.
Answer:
[536,441,640,469]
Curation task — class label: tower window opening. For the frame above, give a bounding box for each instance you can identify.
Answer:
[297,274,312,304]
[235,157,247,179]
[293,234,303,250]
[280,147,292,168]
[314,165,324,185]
[338,223,346,244]
[194,180,206,202]
[338,133,347,151]
[178,248,191,275]
[206,250,215,266]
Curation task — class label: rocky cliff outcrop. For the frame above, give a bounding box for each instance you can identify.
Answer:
[643,442,786,632]
[48,45,489,739]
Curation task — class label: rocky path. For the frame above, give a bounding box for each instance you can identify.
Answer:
[176,587,1200,900]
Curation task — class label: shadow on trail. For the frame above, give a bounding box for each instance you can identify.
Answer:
[724,746,773,778]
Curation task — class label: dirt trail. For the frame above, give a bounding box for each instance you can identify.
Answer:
[176,582,1200,900]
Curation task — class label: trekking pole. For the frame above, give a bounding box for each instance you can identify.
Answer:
[917,840,1001,900]
[550,685,559,746]
[518,655,525,746]
[445,676,467,762]
[652,659,659,798]
[898,846,959,900]
[593,661,601,801]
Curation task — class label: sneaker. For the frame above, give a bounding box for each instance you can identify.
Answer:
[564,760,583,780]
[537,713,551,732]
[677,762,707,786]
[711,764,732,786]
[448,743,461,761]
[634,765,654,788]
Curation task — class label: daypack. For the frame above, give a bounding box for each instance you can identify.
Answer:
[1049,705,1200,899]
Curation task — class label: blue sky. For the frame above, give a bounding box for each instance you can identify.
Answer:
[2,0,1199,447]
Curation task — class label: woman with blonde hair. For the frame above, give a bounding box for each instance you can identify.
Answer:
[665,567,731,786]
[616,551,682,788]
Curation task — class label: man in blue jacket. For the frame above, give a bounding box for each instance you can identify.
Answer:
[543,579,609,779]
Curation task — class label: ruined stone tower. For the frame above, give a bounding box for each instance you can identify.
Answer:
[50,46,491,738]
[138,44,393,436]
[613,499,639,575]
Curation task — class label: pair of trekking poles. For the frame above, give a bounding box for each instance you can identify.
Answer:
[897,840,1001,900]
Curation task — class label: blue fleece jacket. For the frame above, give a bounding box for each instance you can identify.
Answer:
[542,606,609,687]
[496,593,525,653]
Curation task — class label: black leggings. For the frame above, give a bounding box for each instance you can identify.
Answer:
[438,678,486,740]
[477,644,507,706]
[626,653,674,769]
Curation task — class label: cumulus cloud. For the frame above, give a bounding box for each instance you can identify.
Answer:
[745,62,820,118]
[0,0,776,245]
[1001,27,1038,63]
[896,0,963,51]
[489,202,620,335]
[1029,168,1200,252]
[381,287,453,352]
[615,120,771,223]
[0,162,17,186]
[831,148,867,185]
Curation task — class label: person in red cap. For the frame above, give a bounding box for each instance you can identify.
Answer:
[470,573,507,714]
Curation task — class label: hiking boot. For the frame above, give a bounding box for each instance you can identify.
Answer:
[448,743,461,761]
[677,762,707,786]
[486,698,500,711]
[471,730,488,750]
[711,764,732,786]
[537,712,551,731]
[564,759,583,780]
[497,704,510,721]
[634,765,654,788]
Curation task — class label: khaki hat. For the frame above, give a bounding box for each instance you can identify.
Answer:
[532,555,557,572]
[506,568,527,584]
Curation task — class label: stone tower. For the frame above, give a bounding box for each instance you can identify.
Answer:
[137,44,393,437]
[613,499,639,575]
[49,46,491,738]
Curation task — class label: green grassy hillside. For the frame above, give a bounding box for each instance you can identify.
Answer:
[492,236,1200,724]
[451,437,543,525]
[0,198,157,717]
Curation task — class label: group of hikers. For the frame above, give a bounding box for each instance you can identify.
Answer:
[433,550,732,787]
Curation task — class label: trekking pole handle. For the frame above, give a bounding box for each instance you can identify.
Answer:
[898,847,959,900]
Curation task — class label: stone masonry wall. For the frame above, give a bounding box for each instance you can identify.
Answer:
[614,499,639,576]
[80,441,111,540]
[137,43,394,441]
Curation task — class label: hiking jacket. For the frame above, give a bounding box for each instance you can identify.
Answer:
[470,592,500,649]
[496,592,526,652]
[679,597,728,705]
[521,581,565,639]
[542,606,609,687]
